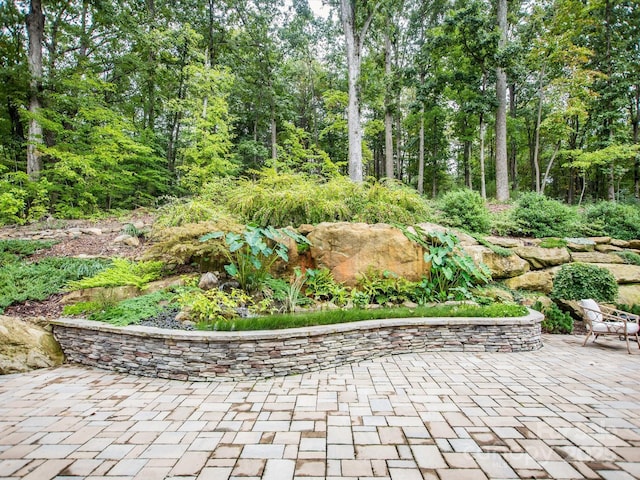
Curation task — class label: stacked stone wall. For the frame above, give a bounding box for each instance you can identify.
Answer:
[52,311,542,381]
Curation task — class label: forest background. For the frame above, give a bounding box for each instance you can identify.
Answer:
[1,0,639,224]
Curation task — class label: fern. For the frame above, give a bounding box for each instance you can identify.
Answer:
[66,258,164,290]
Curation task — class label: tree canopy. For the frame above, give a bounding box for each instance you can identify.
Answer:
[1,0,639,222]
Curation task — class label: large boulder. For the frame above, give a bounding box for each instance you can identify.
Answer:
[503,270,554,293]
[462,245,529,279]
[484,236,524,248]
[513,246,571,269]
[617,284,640,306]
[0,316,64,374]
[570,252,625,264]
[597,264,640,284]
[308,222,428,285]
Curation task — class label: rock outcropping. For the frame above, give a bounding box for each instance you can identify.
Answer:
[0,316,64,374]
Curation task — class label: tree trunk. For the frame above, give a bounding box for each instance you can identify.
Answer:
[384,31,394,179]
[532,68,545,193]
[271,112,277,167]
[495,0,509,201]
[340,0,378,182]
[464,140,472,189]
[632,85,639,198]
[418,105,425,195]
[509,83,518,191]
[479,114,487,200]
[26,0,45,180]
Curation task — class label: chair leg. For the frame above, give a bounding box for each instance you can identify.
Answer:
[625,334,631,354]
[582,331,591,347]
[635,333,640,350]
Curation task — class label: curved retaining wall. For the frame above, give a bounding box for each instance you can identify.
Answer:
[51,310,543,381]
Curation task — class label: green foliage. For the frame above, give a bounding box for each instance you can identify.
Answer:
[533,301,573,334]
[0,257,109,313]
[66,259,164,290]
[155,197,235,228]
[145,221,241,269]
[439,189,491,233]
[225,170,432,227]
[0,173,50,226]
[510,193,578,238]
[0,239,56,266]
[615,251,640,266]
[89,291,175,326]
[551,262,618,302]
[583,202,640,241]
[356,269,416,305]
[196,303,529,331]
[62,301,103,316]
[304,268,350,305]
[200,225,309,293]
[402,226,491,302]
[538,238,568,248]
[178,288,273,326]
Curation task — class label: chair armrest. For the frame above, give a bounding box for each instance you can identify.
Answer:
[599,305,640,323]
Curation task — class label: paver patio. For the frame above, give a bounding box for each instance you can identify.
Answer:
[1,334,639,480]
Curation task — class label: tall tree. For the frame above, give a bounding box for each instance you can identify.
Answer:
[494,0,509,200]
[339,0,379,182]
[26,0,44,180]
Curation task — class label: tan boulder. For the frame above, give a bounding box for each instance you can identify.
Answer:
[570,252,625,264]
[628,240,640,249]
[565,238,595,252]
[61,275,190,304]
[611,239,630,248]
[504,270,554,293]
[589,236,612,244]
[462,245,529,279]
[0,316,64,374]
[308,222,428,285]
[484,236,523,248]
[513,246,571,269]
[617,285,640,307]
[597,264,640,284]
[595,244,623,253]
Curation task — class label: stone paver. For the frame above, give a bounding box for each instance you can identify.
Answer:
[1,334,639,479]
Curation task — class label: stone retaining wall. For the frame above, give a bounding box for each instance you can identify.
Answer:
[51,311,543,381]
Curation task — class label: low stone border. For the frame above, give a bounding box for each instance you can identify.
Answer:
[51,310,543,381]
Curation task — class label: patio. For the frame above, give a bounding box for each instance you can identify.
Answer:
[0,334,639,480]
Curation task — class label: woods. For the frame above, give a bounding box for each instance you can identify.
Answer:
[1,0,639,222]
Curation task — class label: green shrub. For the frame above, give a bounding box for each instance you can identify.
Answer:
[356,269,416,305]
[155,197,235,228]
[226,170,432,227]
[583,202,640,240]
[439,189,491,233]
[177,287,274,325]
[0,257,109,313]
[304,268,350,305]
[615,251,640,266]
[510,193,577,238]
[551,263,618,302]
[66,258,164,290]
[534,301,573,334]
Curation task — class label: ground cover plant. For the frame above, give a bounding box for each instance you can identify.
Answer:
[66,258,165,290]
[438,189,491,234]
[0,257,109,313]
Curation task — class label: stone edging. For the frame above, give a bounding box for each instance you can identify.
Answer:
[51,310,543,381]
